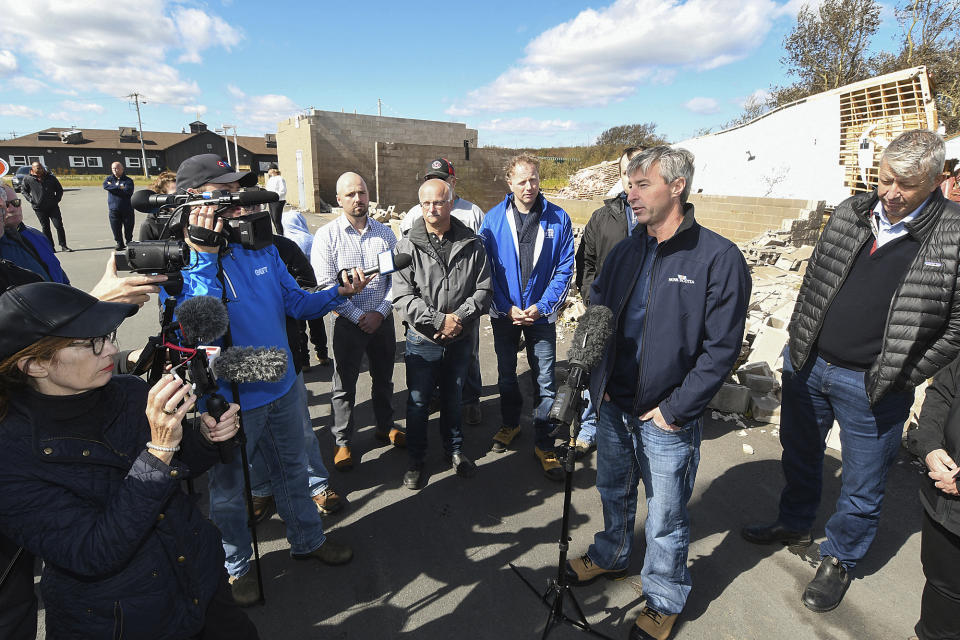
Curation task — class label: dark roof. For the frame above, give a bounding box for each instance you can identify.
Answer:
[0,128,275,156]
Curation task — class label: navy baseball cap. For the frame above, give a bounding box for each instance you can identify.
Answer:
[176,154,257,191]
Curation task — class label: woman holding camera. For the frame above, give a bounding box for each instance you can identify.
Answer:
[0,282,259,639]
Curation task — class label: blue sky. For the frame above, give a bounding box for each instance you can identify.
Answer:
[0,0,905,148]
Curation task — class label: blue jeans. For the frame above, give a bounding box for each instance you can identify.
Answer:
[208,383,326,577]
[588,401,701,615]
[578,392,597,445]
[405,330,471,461]
[777,347,912,568]
[249,373,331,499]
[491,318,557,451]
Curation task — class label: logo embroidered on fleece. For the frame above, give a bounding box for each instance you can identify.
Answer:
[546,228,555,239]
[924,260,943,268]
[668,274,695,284]
[254,266,269,275]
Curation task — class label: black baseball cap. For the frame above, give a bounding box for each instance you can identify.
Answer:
[0,283,137,359]
[176,154,258,191]
[425,158,455,180]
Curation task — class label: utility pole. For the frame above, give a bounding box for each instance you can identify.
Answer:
[378,98,382,116]
[216,127,231,165]
[125,92,150,178]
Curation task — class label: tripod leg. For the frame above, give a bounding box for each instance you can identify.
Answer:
[236,422,266,605]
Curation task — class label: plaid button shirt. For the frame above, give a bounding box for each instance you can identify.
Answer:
[311,214,397,323]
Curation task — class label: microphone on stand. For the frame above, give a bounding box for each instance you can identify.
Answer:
[549,305,614,430]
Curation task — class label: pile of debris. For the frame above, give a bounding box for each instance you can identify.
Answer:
[556,160,621,199]
[369,203,402,223]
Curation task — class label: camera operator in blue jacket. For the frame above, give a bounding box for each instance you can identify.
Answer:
[167,154,370,605]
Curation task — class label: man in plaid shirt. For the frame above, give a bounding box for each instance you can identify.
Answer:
[312,172,402,470]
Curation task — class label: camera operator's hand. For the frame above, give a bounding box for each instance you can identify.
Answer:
[200,403,241,443]
[89,254,167,307]
[337,267,372,297]
[145,373,196,464]
[183,204,224,254]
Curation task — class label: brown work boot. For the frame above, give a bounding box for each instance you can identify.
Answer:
[228,567,260,607]
[312,488,343,515]
[376,426,407,448]
[491,425,520,453]
[535,447,564,481]
[629,606,678,640]
[564,554,627,586]
[251,495,275,525]
[292,537,353,565]
[334,446,353,471]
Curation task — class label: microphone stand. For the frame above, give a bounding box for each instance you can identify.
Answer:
[509,383,615,640]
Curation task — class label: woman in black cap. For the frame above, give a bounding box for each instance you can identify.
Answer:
[0,282,259,639]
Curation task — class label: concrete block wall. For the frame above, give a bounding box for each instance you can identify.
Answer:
[375,142,519,212]
[276,110,479,212]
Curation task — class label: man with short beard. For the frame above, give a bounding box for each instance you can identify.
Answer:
[312,172,402,471]
[20,161,70,252]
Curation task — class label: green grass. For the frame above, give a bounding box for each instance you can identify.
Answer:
[57,174,110,187]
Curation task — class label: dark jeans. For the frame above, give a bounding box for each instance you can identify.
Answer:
[331,314,396,446]
[462,321,482,406]
[299,318,328,361]
[490,317,557,451]
[915,510,960,640]
[109,208,135,245]
[268,200,286,234]
[0,534,36,640]
[33,205,66,247]
[405,330,471,462]
[777,347,913,568]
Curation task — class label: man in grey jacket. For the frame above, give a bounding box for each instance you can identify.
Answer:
[393,179,492,490]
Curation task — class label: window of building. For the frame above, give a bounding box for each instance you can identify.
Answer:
[126,157,141,168]
[26,156,43,166]
[9,155,27,166]
[86,157,103,168]
[69,156,86,168]
[147,157,158,168]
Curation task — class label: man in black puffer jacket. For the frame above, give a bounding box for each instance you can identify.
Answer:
[743,129,960,614]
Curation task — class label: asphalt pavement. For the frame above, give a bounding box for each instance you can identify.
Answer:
[28,186,925,640]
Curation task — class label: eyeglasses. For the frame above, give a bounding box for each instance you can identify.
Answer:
[4,199,20,207]
[69,331,117,355]
[420,200,451,210]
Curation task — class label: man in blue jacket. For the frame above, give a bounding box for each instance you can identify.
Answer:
[479,154,574,480]
[103,161,135,250]
[170,154,370,606]
[566,147,750,640]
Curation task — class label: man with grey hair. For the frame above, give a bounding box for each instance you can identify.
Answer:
[568,145,750,640]
[743,129,960,614]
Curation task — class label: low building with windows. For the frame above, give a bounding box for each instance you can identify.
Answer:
[0,121,277,177]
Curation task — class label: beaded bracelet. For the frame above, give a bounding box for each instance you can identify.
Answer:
[146,441,181,453]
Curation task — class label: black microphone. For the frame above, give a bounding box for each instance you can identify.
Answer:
[213,347,288,384]
[176,295,229,344]
[132,189,278,213]
[132,190,182,213]
[548,305,614,428]
[337,252,413,285]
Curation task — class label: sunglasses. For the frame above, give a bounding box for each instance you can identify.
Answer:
[4,199,21,207]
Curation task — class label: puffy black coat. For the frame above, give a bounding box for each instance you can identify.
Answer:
[20,172,63,211]
[907,355,960,537]
[577,194,633,303]
[0,376,224,639]
[788,189,960,404]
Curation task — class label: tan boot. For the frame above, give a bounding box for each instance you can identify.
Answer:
[629,606,678,640]
[334,446,353,471]
[564,554,627,585]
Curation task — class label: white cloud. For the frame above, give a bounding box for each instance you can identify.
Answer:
[172,8,242,64]
[9,76,46,93]
[47,111,70,121]
[738,88,773,108]
[684,97,720,114]
[183,104,208,117]
[0,103,42,118]
[0,1,241,105]
[478,117,583,133]
[228,86,299,131]
[447,0,779,115]
[0,50,16,75]
[62,100,105,114]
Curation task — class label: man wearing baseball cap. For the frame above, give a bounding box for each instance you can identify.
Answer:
[399,158,486,425]
[168,154,371,606]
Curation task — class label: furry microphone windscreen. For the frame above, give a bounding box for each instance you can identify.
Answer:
[567,305,614,369]
[213,346,288,383]
[176,296,229,344]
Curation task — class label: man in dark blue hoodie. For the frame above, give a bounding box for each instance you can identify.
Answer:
[103,161,135,250]
[566,146,751,640]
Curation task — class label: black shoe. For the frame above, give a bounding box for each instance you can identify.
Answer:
[448,452,477,478]
[60,245,73,252]
[115,243,125,251]
[802,555,850,612]
[403,462,424,490]
[741,521,812,547]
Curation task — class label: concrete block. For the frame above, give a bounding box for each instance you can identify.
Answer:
[738,372,780,394]
[750,393,781,424]
[708,383,751,414]
[750,325,789,369]
[739,361,774,378]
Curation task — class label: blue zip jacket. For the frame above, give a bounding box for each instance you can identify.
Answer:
[103,174,135,212]
[480,193,574,322]
[165,243,345,410]
[589,205,751,426]
[20,224,69,284]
